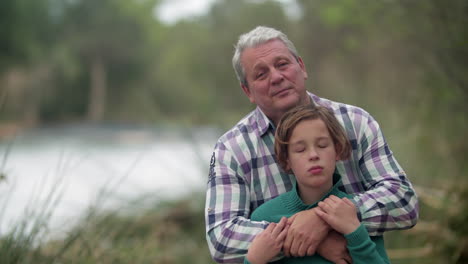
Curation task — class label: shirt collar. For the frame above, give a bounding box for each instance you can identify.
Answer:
[254,107,274,137]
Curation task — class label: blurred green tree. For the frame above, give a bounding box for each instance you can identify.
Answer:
[0,0,53,69]
[0,0,56,125]
[57,0,162,122]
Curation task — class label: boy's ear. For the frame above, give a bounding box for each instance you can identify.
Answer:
[335,144,342,161]
[285,159,291,172]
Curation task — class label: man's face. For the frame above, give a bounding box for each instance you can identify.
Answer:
[240,39,309,124]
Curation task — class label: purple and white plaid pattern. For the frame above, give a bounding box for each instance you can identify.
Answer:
[205,92,419,263]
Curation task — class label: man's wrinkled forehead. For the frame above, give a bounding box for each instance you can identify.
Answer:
[241,39,294,67]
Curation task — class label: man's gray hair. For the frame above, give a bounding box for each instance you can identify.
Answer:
[232,26,300,88]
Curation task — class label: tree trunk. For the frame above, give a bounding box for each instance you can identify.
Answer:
[87,55,106,122]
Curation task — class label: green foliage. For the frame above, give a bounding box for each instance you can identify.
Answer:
[0,193,211,264]
[0,0,54,69]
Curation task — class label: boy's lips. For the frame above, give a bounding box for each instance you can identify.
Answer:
[309,166,323,175]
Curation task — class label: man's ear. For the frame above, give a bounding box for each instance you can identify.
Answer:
[297,56,308,80]
[241,83,255,104]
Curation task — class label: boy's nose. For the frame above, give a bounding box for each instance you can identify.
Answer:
[308,149,319,160]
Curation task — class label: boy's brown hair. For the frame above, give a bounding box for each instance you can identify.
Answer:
[274,104,352,172]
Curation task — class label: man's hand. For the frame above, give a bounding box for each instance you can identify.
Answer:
[283,208,330,257]
[317,231,352,264]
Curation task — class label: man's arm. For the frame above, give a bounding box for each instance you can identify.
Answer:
[205,143,267,263]
[350,112,419,235]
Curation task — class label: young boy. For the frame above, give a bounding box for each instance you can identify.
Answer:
[245,104,390,264]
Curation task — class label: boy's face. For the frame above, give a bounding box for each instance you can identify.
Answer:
[286,118,338,189]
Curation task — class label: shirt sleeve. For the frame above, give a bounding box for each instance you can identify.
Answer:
[345,225,390,264]
[205,141,269,263]
[351,112,419,235]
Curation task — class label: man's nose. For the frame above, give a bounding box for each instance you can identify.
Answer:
[270,68,283,85]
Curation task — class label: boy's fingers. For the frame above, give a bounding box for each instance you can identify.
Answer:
[343,197,355,207]
[328,195,341,203]
[265,222,276,232]
[287,214,297,224]
[315,208,330,223]
[277,224,289,241]
[283,230,294,257]
[315,207,325,216]
[272,217,287,236]
[278,216,287,226]
[318,201,330,212]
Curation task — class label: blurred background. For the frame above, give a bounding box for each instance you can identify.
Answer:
[0,0,467,263]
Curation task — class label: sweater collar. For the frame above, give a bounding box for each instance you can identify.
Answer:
[284,172,343,211]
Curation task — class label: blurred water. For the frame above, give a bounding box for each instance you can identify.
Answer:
[0,123,220,235]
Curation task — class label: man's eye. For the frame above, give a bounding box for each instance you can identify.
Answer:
[256,72,265,79]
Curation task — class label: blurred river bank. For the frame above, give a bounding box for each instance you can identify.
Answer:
[0,123,220,236]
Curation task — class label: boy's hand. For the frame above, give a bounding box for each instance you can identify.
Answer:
[316,195,360,235]
[246,217,289,264]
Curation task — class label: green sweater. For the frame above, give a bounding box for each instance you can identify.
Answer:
[245,178,390,264]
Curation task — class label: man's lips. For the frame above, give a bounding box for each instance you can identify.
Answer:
[309,166,323,175]
[272,87,291,96]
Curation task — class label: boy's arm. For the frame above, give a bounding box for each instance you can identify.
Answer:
[345,225,390,264]
[317,195,390,263]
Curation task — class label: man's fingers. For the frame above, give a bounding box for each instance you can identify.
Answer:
[306,244,317,256]
[344,252,352,263]
[335,260,348,264]
[297,240,309,257]
[289,237,301,257]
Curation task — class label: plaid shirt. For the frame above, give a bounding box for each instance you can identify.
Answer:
[205,92,419,263]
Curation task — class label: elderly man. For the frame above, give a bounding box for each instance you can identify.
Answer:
[205,26,418,263]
